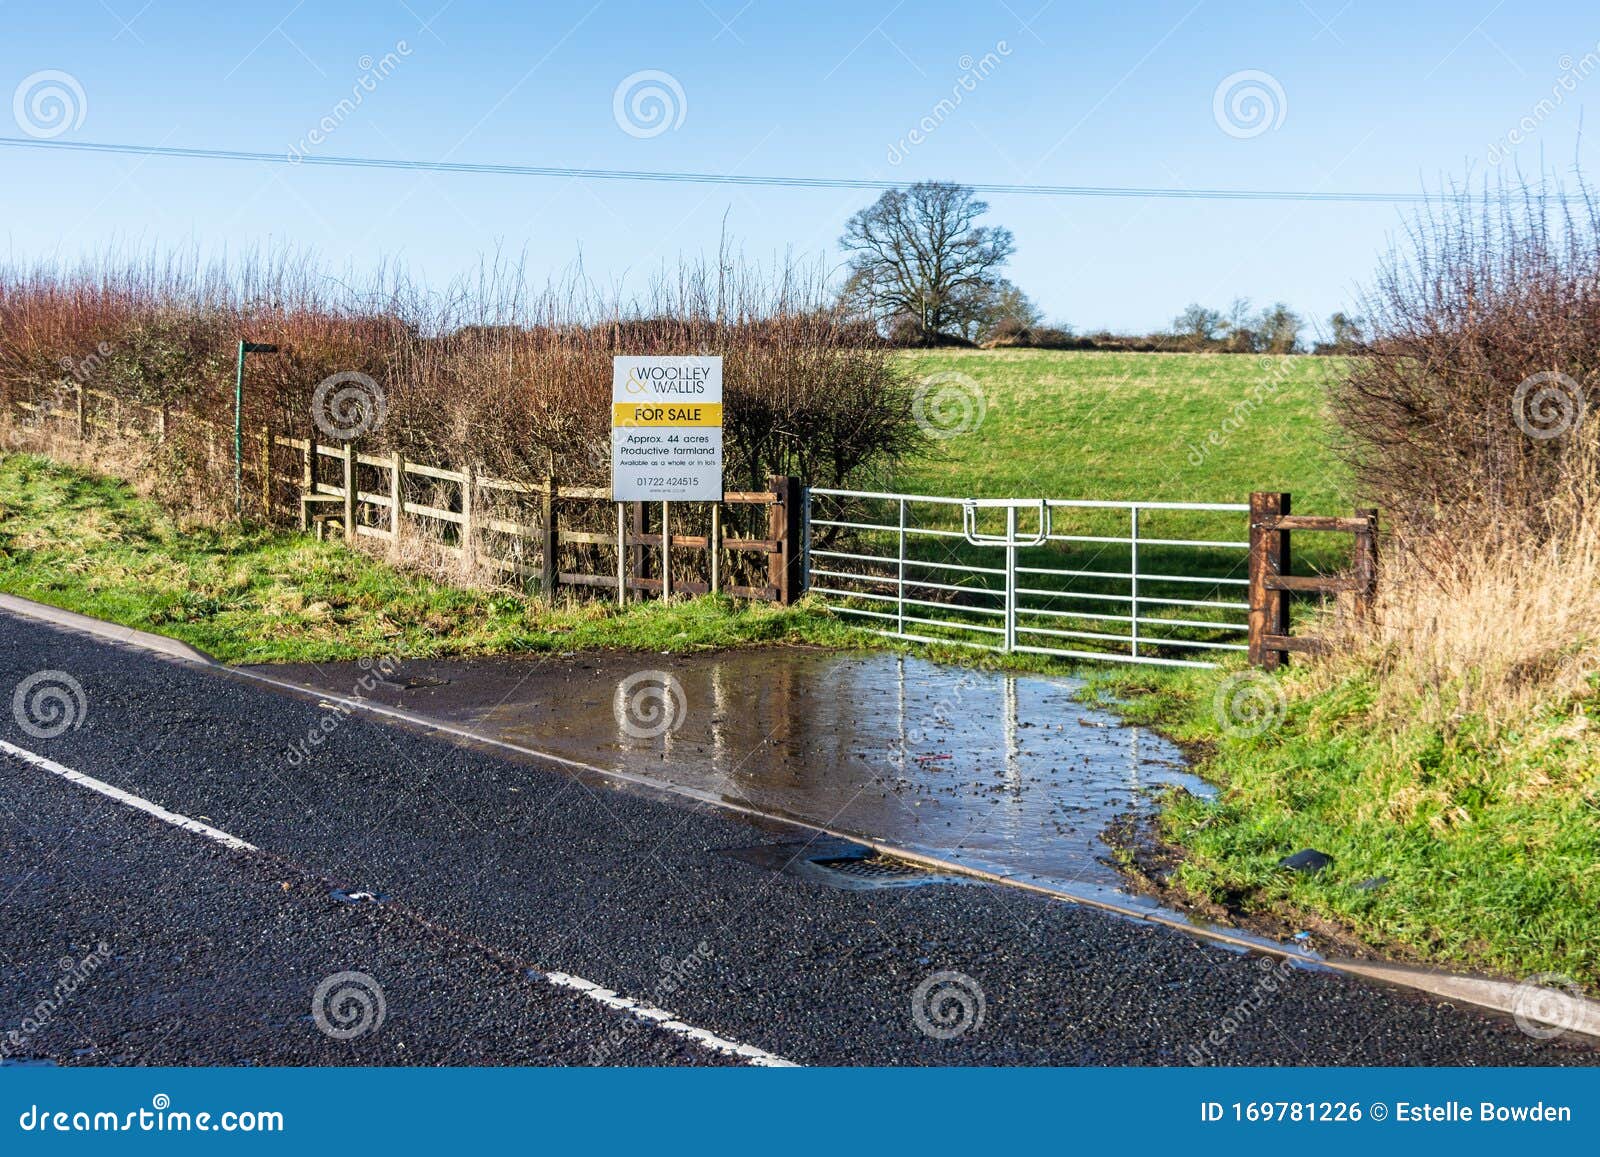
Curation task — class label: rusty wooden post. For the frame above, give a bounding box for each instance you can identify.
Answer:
[540,476,558,601]
[1248,491,1291,669]
[767,475,804,605]
[1354,507,1379,621]
[341,442,356,542]
[389,449,404,551]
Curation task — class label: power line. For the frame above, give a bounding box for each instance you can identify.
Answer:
[0,134,1538,204]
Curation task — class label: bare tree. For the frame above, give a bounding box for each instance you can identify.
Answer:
[1255,301,1302,353]
[839,181,1016,343]
[1173,302,1226,343]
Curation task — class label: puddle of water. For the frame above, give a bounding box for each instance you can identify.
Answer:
[255,649,1211,900]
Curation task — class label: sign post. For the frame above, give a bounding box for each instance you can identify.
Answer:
[610,356,723,502]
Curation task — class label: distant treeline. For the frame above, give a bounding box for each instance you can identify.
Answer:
[880,300,1364,355]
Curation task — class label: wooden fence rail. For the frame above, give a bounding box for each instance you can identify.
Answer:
[1248,491,1378,668]
[274,434,804,606]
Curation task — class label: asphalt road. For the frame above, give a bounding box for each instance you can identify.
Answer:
[1,608,1595,1066]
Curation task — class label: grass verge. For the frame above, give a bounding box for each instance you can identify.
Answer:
[0,453,864,665]
[1086,663,1600,989]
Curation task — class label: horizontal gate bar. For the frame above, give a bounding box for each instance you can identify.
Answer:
[805,584,1007,617]
[810,549,1006,576]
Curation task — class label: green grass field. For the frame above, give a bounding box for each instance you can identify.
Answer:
[890,349,1350,511]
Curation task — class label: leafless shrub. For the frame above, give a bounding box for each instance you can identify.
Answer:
[1333,178,1600,548]
[0,244,923,518]
[1304,177,1600,740]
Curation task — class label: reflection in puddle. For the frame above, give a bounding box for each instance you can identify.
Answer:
[254,649,1211,900]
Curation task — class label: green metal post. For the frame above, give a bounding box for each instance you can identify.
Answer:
[234,341,245,516]
[234,341,279,518]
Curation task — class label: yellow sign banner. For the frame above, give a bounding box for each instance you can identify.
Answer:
[611,402,723,428]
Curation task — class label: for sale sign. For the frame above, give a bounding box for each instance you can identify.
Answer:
[611,356,723,501]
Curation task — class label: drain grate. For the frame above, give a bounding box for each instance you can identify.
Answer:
[719,839,967,892]
[810,853,931,884]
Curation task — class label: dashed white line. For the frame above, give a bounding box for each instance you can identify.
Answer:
[542,971,796,1067]
[0,737,799,1067]
[0,737,258,852]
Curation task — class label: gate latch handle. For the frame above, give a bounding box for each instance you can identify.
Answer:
[961,499,1051,548]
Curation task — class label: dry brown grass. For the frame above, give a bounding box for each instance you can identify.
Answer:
[1311,179,1600,747]
[1314,520,1600,730]
[1297,452,1600,804]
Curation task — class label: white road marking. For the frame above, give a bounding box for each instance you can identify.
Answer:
[0,738,257,852]
[543,972,797,1067]
[0,737,798,1067]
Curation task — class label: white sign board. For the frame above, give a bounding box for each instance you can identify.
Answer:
[611,356,723,502]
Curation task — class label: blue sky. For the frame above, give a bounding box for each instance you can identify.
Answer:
[3,0,1598,332]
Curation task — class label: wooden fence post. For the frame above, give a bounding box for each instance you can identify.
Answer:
[74,384,85,441]
[630,501,647,602]
[461,463,477,573]
[389,450,404,551]
[1248,491,1291,669]
[341,442,356,542]
[541,477,558,601]
[709,502,722,596]
[259,424,272,517]
[767,476,804,605]
[299,434,314,530]
[1354,507,1379,621]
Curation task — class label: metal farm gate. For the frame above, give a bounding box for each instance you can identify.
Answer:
[804,488,1378,669]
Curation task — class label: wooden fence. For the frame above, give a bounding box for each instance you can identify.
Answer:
[1247,491,1378,668]
[275,435,803,605]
